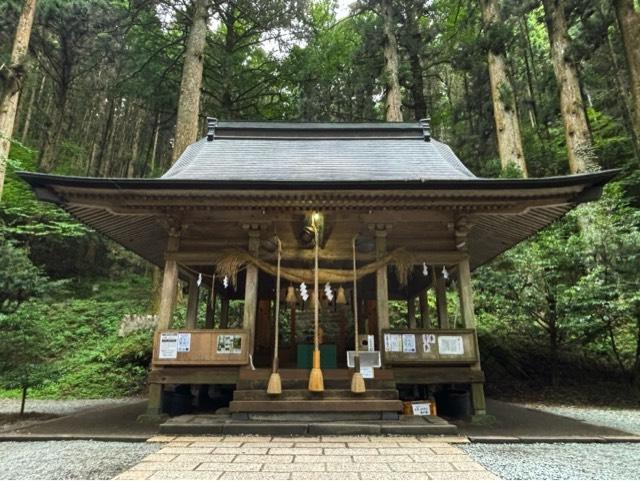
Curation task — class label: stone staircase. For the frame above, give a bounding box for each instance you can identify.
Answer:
[229,368,403,422]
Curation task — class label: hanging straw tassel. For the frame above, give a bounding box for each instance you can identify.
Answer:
[351,235,366,394]
[308,221,324,392]
[267,238,283,395]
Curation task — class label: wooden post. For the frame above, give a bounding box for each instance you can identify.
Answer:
[457,255,488,417]
[407,297,416,329]
[220,295,229,328]
[374,227,390,353]
[243,227,260,355]
[419,288,431,328]
[457,257,475,329]
[142,225,179,421]
[186,276,199,329]
[157,232,180,331]
[433,265,449,329]
[204,288,216,328]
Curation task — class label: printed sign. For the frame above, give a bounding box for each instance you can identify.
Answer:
[423,333,436,353]
[438,335,465,355]
[216,334,243,354]
[360,366,374,379]
[158,333,178,359]
[384,333,402,352]
[177,333,191,353]
[411,402,432,416]
[402,334,416,353]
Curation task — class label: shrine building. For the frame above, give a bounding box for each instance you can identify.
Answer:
[19,120,616,431]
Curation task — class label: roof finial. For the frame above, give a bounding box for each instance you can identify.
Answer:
[419,118,431,142]
[206,117,218,141]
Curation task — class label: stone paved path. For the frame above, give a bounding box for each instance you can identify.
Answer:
[115,435,499,480]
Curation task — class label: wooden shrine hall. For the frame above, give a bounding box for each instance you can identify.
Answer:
[19,120,616,427]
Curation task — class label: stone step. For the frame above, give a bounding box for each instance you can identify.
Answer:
[233,389,399,401]
[229,399,403,413]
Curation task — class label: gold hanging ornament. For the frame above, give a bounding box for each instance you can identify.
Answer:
[286,285,297,305]
[336,286,347,305]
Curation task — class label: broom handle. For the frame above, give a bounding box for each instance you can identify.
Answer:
[352,236,359,356]
[314,228,319,352]
[273,238,281,373]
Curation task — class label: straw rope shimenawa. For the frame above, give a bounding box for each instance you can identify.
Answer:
[213,247,417,287]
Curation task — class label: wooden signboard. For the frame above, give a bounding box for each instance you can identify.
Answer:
[152,329,250,366]
[381,329,478,365]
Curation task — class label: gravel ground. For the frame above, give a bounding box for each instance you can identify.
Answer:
[529,405,640,435]
[0,441,160,480]
[0,398,141,416]
[463,442,640,480]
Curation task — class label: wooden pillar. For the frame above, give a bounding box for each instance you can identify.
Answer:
[204,288,216,328]
[407,297,416,329]
[419,288,431,328]
[433,265,449,329]
[243,227,260,355]
[374,227,390,351]
[220,295,229,328]
[186,277,199,329]
[157,232,180,331]
[457,255,487,416]
[144,226,179,420]
[457,257,475,329]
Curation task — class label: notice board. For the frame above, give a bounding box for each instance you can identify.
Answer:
[152,329,250,366]
[381,329,478,365]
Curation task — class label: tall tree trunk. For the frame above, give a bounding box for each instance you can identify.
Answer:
[0,0,37,200]
[19,72,40,143]
[542,0,596,173]
[173,0,208,163]
[380,0,403,122]
[402,3,427,120]
[613,0,640,150]
[480,0,528,176]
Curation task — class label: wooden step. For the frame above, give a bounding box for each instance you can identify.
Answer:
[238,368,395,381]
[237,379,396,390]
[229,399,403,413]
[232,389,399,401]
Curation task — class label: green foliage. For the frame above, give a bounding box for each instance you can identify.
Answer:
[0,237,49,313]
[475,182,640,388]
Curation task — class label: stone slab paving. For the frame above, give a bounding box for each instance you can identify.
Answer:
[114,435,499,480]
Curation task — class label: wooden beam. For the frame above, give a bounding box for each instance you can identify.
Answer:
[171,249,467,265]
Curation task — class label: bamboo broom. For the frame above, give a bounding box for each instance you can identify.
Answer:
[308,221,324,392]
[267,238,282,395]
[351,235,365,393]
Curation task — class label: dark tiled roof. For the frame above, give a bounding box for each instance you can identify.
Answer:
[161,121,476,181]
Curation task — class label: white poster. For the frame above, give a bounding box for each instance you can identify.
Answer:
[158,333,178,359]
[177,333,191,353]
[423,334,436,353]
[411,403,432,416]
[402,334,416,353]
[217,334,243,354]
[360,366,374,379]
[438,335,465,355]
[384,333,402,352]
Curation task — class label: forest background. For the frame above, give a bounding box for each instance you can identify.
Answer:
[0,0,639,407]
